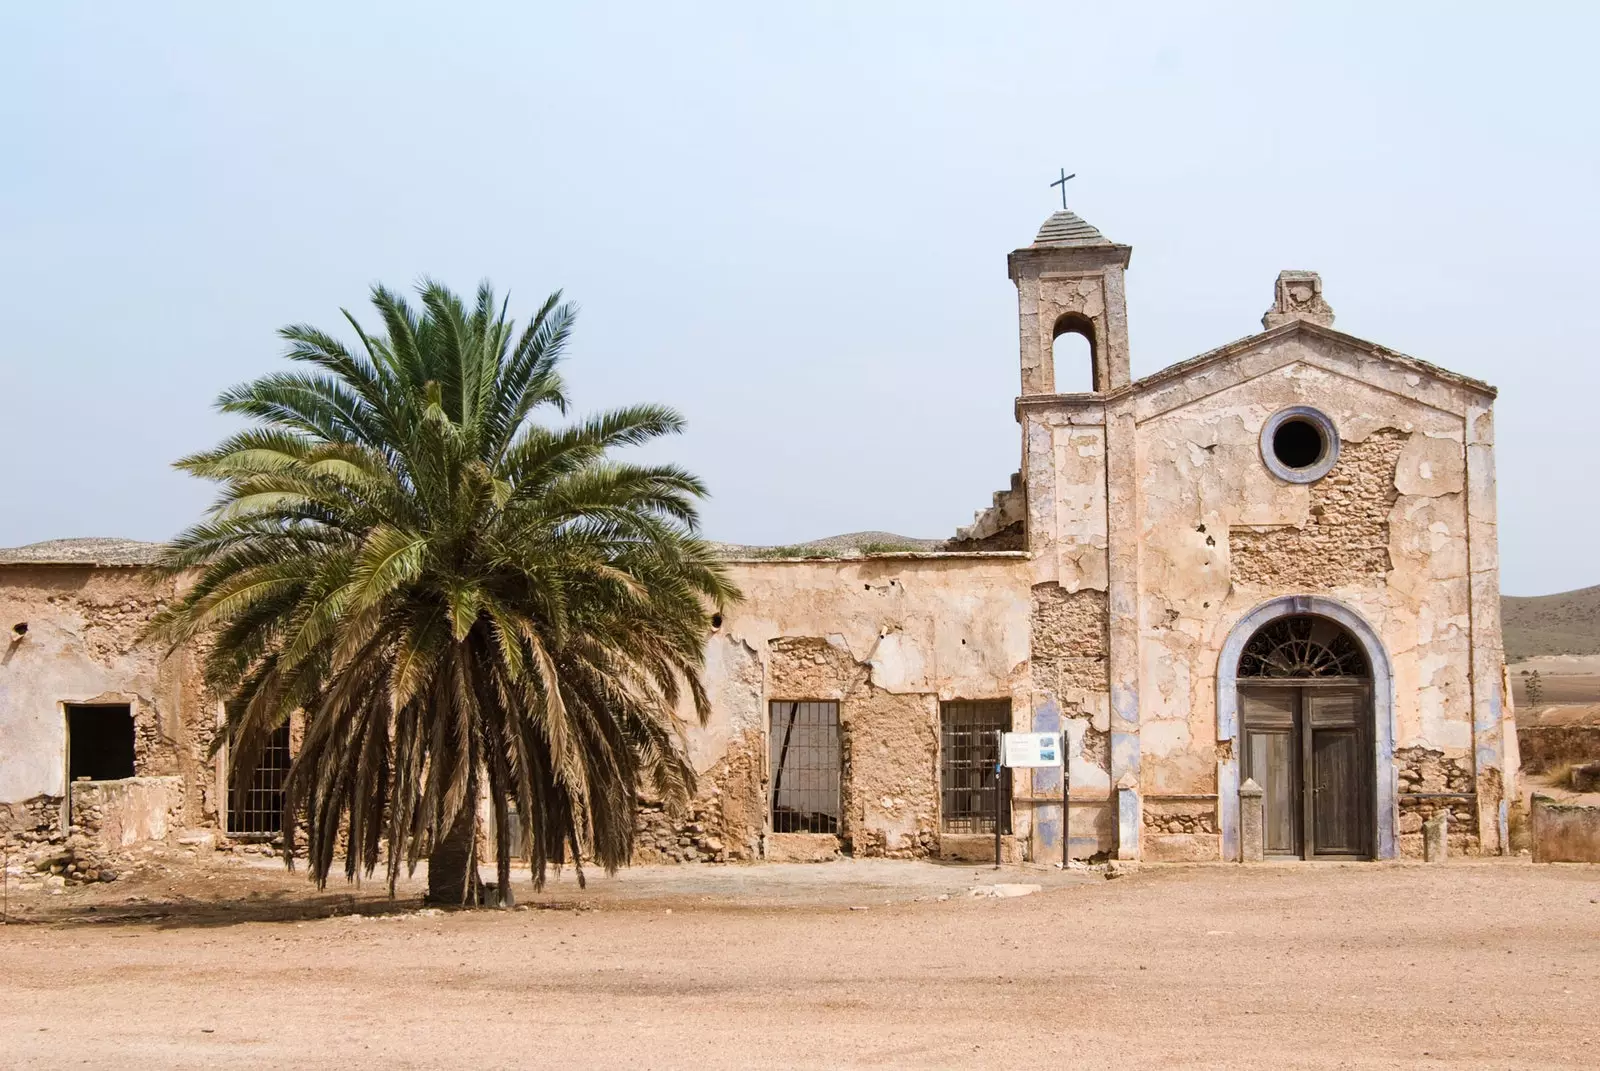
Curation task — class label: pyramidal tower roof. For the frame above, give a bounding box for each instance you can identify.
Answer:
[1031,209,1113,248]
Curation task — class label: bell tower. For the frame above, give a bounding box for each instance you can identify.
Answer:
[1007,210,1132,395]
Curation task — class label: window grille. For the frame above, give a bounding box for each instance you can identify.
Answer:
[228,723,292,836]
[940,700,1011,834]
[769,701,840,834]
[1238,615,1368,678]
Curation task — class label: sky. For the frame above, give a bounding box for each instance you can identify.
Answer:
[2,2,1596,596]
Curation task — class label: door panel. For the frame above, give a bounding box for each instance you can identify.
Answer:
[1304,689,1369,857]
[1241,685,1372,859]
[1241,689,1299,856]
[1310,728,1363,854]
[1248,730,1298,854]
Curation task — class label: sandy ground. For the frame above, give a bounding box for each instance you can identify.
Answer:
[1,857,1598,1070]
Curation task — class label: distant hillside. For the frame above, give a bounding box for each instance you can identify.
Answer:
[1502,585,1600,662]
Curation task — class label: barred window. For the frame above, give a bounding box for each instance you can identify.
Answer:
[228,722,292,836]
[941,700,1011,834]
[769,701,840,834]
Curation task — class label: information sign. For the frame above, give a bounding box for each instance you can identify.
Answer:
[1001,731,1063,768]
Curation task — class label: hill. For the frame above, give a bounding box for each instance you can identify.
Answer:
[1502,584,1600,662]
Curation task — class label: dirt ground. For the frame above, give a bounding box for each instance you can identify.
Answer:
[1,856,1597,1070]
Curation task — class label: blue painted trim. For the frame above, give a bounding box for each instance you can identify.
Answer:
[1216,595,1396,861]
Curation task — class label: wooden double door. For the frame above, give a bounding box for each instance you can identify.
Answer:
[1240,684,1372,858]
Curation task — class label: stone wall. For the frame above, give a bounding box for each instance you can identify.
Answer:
[1119,328,1499,857]
[664,555,1031,862]
[1229,429,1405,588]
[1518,724,1600,774]
[0,565,216,828]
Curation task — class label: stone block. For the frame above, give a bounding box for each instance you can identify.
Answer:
[764,832,840,863]
[1571,761,1600,793]
[1143,832,1222,862]
[1531,794,1600,863]
[1422,813,1448,862]
[1239,778,1264,863]
[938,833,1022,864]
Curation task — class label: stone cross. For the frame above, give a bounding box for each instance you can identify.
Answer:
[1050,168,1076,210]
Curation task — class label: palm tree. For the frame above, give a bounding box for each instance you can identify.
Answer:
[150,280,735,905]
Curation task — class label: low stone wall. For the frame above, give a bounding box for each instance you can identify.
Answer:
[1518,725,1600,774]
[0,794,62,849]
[1142,798,1222,862]
[69,776,186,853]
[1398,795,1477,858]
[1530,794,1600,862]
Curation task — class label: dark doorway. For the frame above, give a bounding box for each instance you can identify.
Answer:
[66,704,135,781]
[1237,616,1373,859]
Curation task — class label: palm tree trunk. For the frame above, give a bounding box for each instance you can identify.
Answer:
[427,775,483,906]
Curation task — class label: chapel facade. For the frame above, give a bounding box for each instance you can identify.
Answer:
[0,208,1516,865]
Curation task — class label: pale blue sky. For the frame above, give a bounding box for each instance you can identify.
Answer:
[2,3,1595,594]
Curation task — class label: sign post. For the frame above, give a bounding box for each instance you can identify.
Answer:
[994,731,1065,868]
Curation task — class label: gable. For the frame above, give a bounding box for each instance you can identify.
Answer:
[1125,320,1494,426]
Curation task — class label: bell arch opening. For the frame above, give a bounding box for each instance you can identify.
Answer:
[1217,597,1396,861]
[1051,313,1097,393]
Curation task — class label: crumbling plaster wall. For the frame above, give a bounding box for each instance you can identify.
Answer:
[1127,332,1506,855]
[667,557,1031,861]
[0,566,214,831]
[1019,397,1116,856]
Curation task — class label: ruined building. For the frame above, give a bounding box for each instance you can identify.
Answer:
[0,208,1515,865]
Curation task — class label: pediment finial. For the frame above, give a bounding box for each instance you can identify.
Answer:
[1262,270,1335,329]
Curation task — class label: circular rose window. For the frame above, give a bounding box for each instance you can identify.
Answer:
[1260,406,1339,483]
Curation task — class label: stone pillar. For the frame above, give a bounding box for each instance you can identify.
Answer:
[1239,778,1265,863]
[1116,773,1141,860]
[1423,812,1449,862]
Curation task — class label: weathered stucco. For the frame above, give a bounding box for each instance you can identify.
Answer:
[0,211,1512,871]
[0,565,214,830]
[661,557,1033,861]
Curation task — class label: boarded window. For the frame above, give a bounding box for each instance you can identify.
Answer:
[227,723,292,836]
[940,700,1011,834]
[66,704,135,781]
[768,701,840,834]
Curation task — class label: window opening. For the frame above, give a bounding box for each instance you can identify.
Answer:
[228,722,292,836]
[940,700,1011,833]
[1051,313,1097,393]
[1272,418,1325,469]
[769,701,840,834]
[66,704,135,781]
[1238,615,1369,679]
[1261,406,1339,483]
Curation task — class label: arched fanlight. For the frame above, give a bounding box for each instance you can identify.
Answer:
[1238,614,1368,678]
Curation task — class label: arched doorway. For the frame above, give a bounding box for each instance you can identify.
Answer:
[1238,615,1372,857]
[1217,596,1396,860]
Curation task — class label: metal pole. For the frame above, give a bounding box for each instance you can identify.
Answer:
[993,730,1003,869]
[1062,749,1071,869]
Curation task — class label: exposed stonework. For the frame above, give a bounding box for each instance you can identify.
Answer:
[1031,584,1108,701]
[1080,725,1111,776]
[766,636,940,859]
[1398,797,1477,857]
[1229,429,1406,589]
[1396,746,1475,796]
[633,729,765,864]
[1141,801,1218,835]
